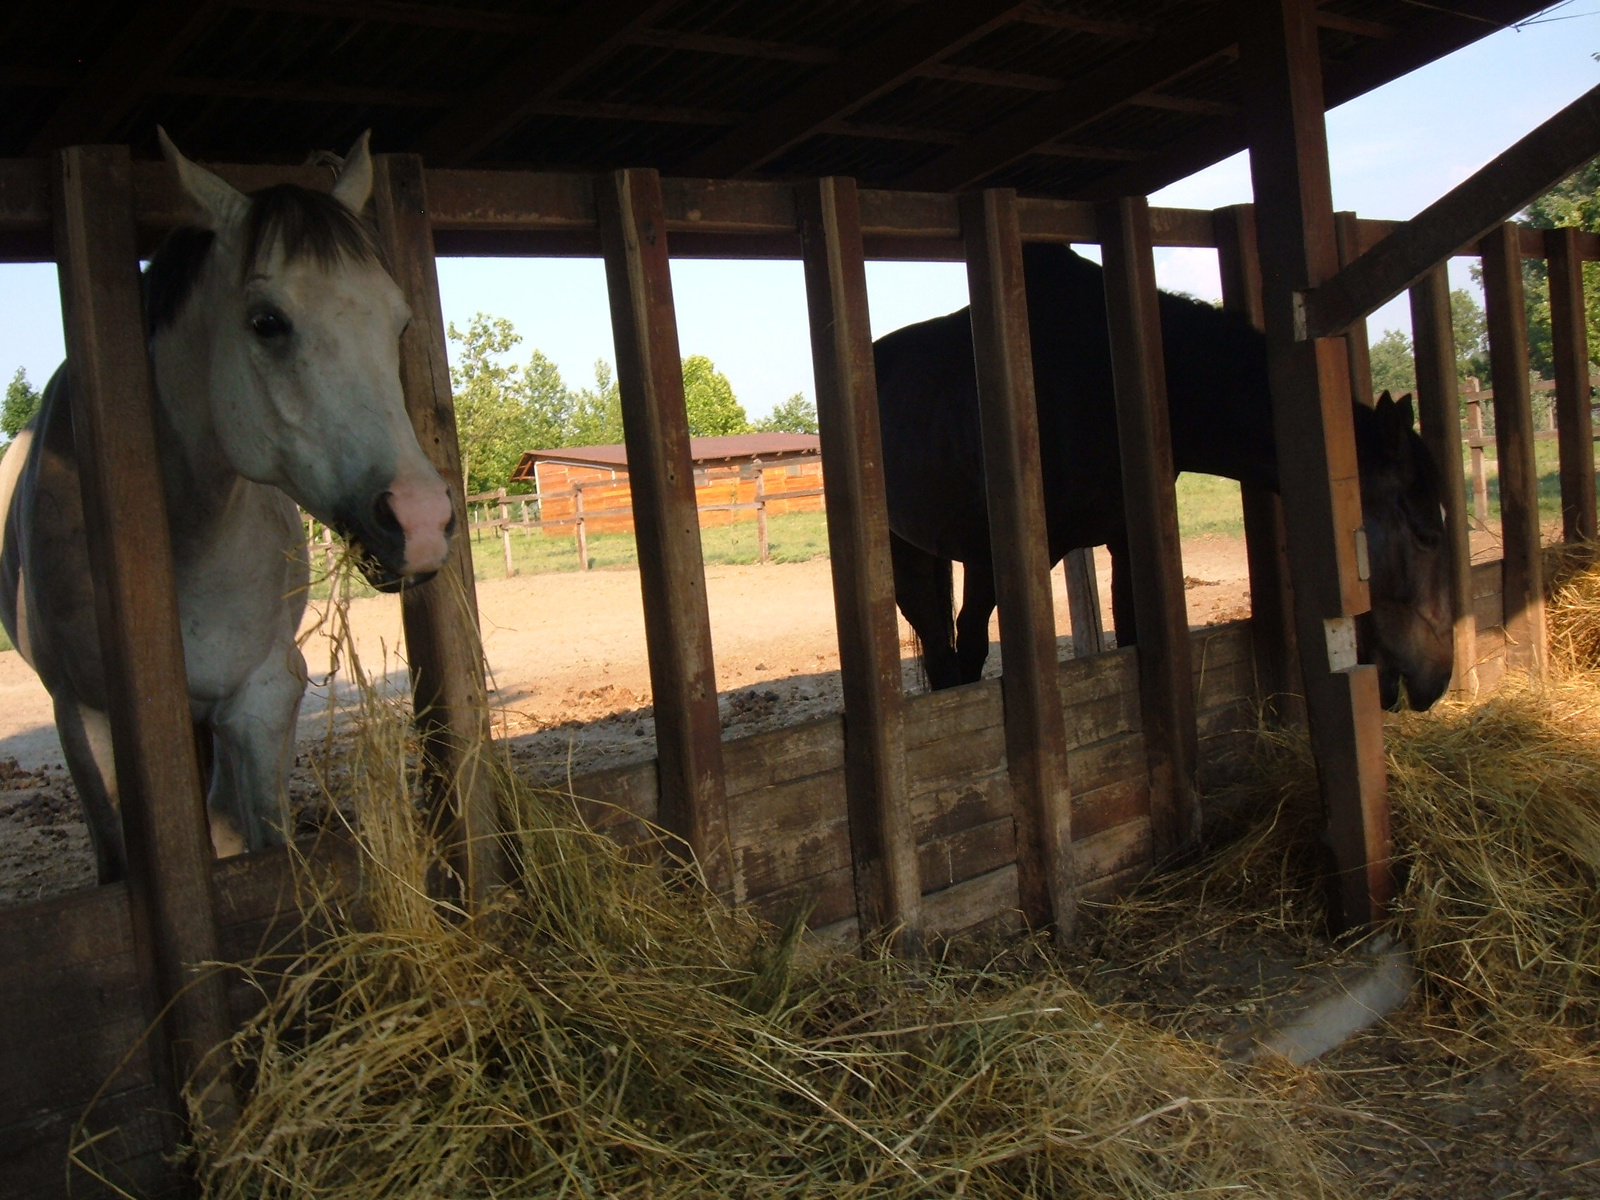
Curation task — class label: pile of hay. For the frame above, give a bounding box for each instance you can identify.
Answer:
[1114,548,1600,1091]
[177,641,1341,1197]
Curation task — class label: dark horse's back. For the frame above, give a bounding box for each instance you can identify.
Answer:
[873,243,1277,568]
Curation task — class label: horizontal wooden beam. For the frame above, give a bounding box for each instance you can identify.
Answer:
[676,0,1028,178]
[1306,80,1600,340]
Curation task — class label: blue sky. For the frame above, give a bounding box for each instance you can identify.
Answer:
[3,7,1599,419]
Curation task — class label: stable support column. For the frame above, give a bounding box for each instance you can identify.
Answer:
[1546,226,1597,544]
[798,177,921,946]
[54,145,236,1138]
[598,168,733,897]
[1410,263,1478,695]
[1214,203,1305,725]
[1334,211,1374,406]
[371,154,504,907]
[1481,222,1547,672]
[1096,194,1199,858]
[1244,0,1393,932]
[961,188,1076,935]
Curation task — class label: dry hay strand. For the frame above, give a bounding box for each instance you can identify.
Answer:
[1133,642,1600,1092]
[180,591,1344,1199]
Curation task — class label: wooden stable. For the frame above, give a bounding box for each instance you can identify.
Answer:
[3,0,1597,1195]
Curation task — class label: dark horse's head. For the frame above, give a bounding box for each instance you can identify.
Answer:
[1353,392,1453,710]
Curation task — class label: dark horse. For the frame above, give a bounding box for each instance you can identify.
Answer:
[874,243,1454,711]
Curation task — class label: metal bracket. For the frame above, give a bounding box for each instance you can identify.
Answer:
[1324,616,1358,672]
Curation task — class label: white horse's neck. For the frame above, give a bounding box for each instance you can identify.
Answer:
[148,305,245,531]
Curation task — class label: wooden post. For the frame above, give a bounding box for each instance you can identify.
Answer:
[754,461,770,564]
[797,176,921,943]
[1410,264,1478,695]
[575,484,589,570]
[1334,210,1374,407]
[1064,547,1105,657]
[598,168,733,896]
[1546,226,1597,544]
[960,187,1075,934]
[1243,0,1392,932]
[54,144,236,1139]
[1467,391,1490,525]
[1481,222,1547,672]
[370,154,504,906]
[1096,194,1200,858]
[1214,203,1305,725]
[498,487,515,577]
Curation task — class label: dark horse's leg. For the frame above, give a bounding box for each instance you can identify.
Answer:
[955,557,996,684]
[890,532,964,690]
[1107,535,1138,649]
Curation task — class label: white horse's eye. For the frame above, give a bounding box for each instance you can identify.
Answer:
[250,310,292,339]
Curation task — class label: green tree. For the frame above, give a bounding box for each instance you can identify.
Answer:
[1500,157,1600,381]
[681,354,749,436]
[567,359,625,446]
[753,392,818,434]
[1368,329,1416,396]
[1451,287,1489,383]
[448,313,576,493]
[2,368,41,441]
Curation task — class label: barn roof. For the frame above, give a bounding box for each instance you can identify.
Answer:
[6,1,1550,202]
[513,433,821,479]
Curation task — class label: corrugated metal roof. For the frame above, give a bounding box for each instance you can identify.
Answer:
[513,433,821,479]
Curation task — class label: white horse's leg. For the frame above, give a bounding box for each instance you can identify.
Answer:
[53,698,125,882]
[207,642,306,854]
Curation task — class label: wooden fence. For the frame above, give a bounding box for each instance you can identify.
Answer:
[460,466,826,574]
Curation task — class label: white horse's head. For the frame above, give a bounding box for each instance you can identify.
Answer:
[152,129,453,591]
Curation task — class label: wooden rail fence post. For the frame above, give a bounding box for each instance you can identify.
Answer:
[575,483,589,570]
[1214,203,1305,726]
[1546,226,1598,544]
[1064,547,1105,657]
[54,143,237,1142]
[798,177,921,944]
[1096,194,1200,858]
[961,187,1076,935]
[1244,0,1393,931]
[371,153,504,907]
[1481,222,1547,672]
[498,487,515,577]
[1466,389,1490,525]
[754,460,770,564]
[599,167,733,896]
[1411,264,1478,695]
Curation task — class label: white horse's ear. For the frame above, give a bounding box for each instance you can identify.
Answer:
[157,126,248,232]
[330,130,373,214]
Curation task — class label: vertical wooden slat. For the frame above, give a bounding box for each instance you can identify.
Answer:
[1546,226,1597,544]
[797,177,920,943]
[1480,222,1547,672]
[53,145,235,1136]
[1410,263,1478,694]
[1095,194,1199,857]
[1064,547,1105,657]
[960,188,1075,934]
[1243,0,1393,932]
[1334,210,1374,407]
[370,154,504,907]
[1215,203,1305,725]
[598,168,733,896]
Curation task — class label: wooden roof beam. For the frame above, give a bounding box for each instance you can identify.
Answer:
[1072,0,1547,201]
[27,0,227,153]
[625,28,837,63]
[676,0,1030,178]
[1306,79,1600,340]
[413,0,677,165]
[896,8,1237,192]
[229,0,546,34]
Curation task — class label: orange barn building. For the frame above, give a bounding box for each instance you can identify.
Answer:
[511,433,824,537]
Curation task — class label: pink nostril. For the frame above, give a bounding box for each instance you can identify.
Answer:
[385,475,453,575]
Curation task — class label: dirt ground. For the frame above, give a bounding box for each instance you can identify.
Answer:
[0,534,1252,906]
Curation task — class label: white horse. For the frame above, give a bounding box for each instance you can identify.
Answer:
[0,131,455,882]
